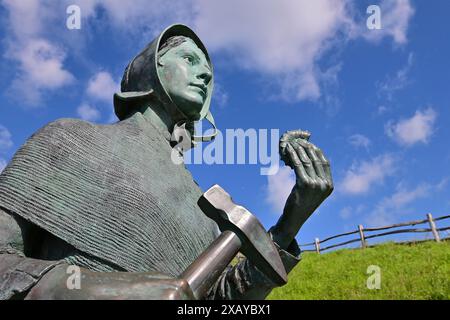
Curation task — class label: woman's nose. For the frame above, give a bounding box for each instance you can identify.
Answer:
[197,65,212,85]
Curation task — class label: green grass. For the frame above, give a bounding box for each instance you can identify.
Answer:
[268,241,450,300]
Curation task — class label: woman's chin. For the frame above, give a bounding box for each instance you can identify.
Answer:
[176,97,205,120]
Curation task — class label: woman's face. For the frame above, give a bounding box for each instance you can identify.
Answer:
[157,39,212,121]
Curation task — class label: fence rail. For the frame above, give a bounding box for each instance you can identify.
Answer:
[300,213,450,253]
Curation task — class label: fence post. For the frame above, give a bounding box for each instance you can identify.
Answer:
[358,225,367,248]
[427,213,441,242]
[314,238,321,254]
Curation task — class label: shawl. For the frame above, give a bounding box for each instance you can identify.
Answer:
[0,113,218,277]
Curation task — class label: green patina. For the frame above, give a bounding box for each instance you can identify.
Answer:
[0,23,333,300]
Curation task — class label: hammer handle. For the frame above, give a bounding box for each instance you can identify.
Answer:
[180,230,242,300]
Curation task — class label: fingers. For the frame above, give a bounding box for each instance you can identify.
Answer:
[296,139,327,181]
[294,140,333,194]
[290,140,317,180]
[280,130,333,194]
[280,130,311,143]
[280,130,311,165]
[313,146,333,188]
[285,144,311,185]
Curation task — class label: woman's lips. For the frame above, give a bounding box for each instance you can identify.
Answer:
[189,83,207,97]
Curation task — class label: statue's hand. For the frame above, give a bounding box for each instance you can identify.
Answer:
[280,130,333,204]
[272,130,333,249]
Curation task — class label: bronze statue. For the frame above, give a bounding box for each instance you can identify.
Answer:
[0,24,333,300]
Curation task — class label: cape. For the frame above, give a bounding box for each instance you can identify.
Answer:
[0,113,218,277]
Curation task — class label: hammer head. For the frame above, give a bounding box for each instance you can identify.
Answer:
[198,185,287,286]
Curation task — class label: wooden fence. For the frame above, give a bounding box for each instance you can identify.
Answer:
[299,213,450,254]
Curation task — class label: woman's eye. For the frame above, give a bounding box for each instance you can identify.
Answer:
[184,56,194,64]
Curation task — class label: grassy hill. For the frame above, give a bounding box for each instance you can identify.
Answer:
[268,241,449,300]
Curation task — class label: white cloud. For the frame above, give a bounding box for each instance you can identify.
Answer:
[340,206,353,220]
[340,154,396,195]
[1,0,415,106]
[0,159,7,173]
[67,0,194,35]
[340,204,366,220]
[386,107,437,146]
[212,83,229,108]
[68,1,355,103]
[2,1,74,105]
[106,111,119,124]
[363,0,415,45]
[265,166,296,214]
[386,184,430,208]
[2,0,46,40]
[17,40,73,89]
[348,134,371,149]
[366,183,431,226]
[436,177,449,191]
[87,72,119,103]
[77,103,101,121]
[377,52,414,100]
[0,125,13,151]
[194,0,354,101]
[83,71,120,122]
[0,124,11,173]
[193,0,414,102]
[377,105,388,115]
[13,39,74,88]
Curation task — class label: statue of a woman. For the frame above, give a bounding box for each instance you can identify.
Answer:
[0,24,333,300]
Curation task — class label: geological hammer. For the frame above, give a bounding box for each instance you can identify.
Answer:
[180,184,287,300]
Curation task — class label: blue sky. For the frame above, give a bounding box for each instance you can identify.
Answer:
[0,0,449,250]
